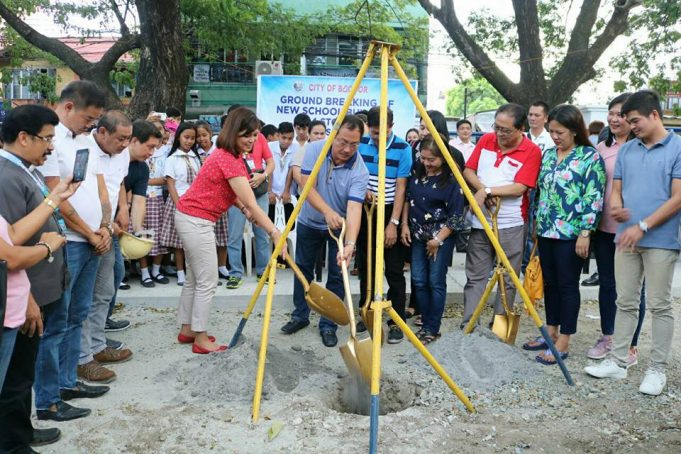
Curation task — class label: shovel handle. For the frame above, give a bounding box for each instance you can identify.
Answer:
[286,255,309,292]
[330,220,357,338]
[364,200,375,308]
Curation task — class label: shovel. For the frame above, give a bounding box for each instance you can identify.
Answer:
[330,220,373,385]
[487,198,520,344]
[359,199,387,344]
[286,256,350,326]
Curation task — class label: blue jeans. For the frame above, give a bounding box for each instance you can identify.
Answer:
[108,236,125,319]
[227,193,270,277]
[593,230,646,346]
[411,237,454,334]
[34,295,68,410]
[0,327,18,391]
[60,241,100,391]
[291,223,341,333]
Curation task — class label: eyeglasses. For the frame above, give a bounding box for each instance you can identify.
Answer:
[30,134,55,145]
[492,124,517,136]
[335,139,360,151]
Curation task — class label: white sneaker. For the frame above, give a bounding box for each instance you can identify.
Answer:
[584,359,627,379]
[639,369,666,396]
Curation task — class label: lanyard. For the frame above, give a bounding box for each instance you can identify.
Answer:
[0,149,67,233]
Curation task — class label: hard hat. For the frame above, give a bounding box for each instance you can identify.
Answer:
[119,231,154,260]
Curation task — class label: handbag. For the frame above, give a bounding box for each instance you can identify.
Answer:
[242,157,269,198]
[523,240,544,306]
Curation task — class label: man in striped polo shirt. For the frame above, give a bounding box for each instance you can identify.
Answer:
[356,106,413,343]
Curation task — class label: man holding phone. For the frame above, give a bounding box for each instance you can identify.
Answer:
[36,80,110,422]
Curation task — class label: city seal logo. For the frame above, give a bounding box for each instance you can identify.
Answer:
[293,82,304,92]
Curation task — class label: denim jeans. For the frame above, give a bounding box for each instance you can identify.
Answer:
[593,230,646,345]
[538,237,584,335]
[291,222,341,333]
[0,327,18,391]
[60,241,100,390]
[108,236,125,319]
[80,244,115,364]
[227,193,270,277]
[411,237,454,334]
[34,295,68,410]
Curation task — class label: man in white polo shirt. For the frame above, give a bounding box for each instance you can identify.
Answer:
[527,101,553,154]
[461,103,542,327]
[35,81,110,422]
[77,110,133,385]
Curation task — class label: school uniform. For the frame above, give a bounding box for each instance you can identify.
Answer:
[145,146,169,256]
[160,150,201,249]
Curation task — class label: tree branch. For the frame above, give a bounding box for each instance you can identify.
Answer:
[417,0,518,101]
[109,0,131,36]
[548,0,642,101]
[97,32,140,70]
[512,0,546,92]
[0,0,92,76]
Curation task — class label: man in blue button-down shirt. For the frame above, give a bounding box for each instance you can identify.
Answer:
[585,90,681,396]
[280,116,369,348]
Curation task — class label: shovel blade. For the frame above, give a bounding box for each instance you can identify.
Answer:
[307,284,350,326]
[340,338,374,385]
[492,313,520,345]
[361,305,386,345]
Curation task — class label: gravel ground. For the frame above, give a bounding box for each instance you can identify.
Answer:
[36,295,681,453]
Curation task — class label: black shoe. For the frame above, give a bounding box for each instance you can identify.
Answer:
[15,447,39,453]
[105,318,130,332]
[106,338,124,350]
[162,265,178,277]
[218,270,230,279]
[60,381,110,400]
[37,401,91,421]
[387,325,404,344]
[141,277,155,288]
[280,319,310,334]
[356,320,367,333]
[118,282,131,290]
[581,272,599,286]
[320,330,338,347]
[30,427,61,447]
[151,273,170,284]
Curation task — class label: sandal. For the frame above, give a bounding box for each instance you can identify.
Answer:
[141,277,155,288]
[522,336,549,351]
[414,315,423,327]
[535,348,569,365]
[419,331,441,345]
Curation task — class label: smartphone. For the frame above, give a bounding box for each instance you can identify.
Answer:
[72,149,89,183]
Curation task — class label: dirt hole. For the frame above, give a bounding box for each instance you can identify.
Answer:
[330,376,422,416]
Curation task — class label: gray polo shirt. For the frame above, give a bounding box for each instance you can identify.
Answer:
[614,132,681,250]
[298,140,369,231]
[0,154,67,306]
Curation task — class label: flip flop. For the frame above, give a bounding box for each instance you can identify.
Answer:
[522,336,548,351]
[535,349,569,365]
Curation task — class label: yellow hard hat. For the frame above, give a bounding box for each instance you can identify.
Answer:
[119,231,154,260]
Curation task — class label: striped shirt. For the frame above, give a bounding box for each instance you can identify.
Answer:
[358,133,412,204]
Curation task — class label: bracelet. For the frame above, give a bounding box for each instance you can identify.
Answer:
[269,227,279,238]
[36,241,54,263]
[240,205,247,213]
[101,224,114,236]
[44,197,58,211]
[344,240,356,249]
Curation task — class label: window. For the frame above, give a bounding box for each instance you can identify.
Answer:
[3,68,56,100]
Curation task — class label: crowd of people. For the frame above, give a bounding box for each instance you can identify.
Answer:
[0,80,679,453]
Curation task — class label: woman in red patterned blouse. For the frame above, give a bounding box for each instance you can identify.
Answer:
[174,108,285,354]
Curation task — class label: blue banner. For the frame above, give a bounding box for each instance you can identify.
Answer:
[256,75,418,138]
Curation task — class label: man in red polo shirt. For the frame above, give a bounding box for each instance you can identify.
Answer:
[461,103,542,327]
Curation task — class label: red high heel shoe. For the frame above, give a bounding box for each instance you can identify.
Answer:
[177,333,216,344]
[191,343,228,354]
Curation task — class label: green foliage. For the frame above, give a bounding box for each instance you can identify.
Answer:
[445,77,506,117]
[20,69,59,103]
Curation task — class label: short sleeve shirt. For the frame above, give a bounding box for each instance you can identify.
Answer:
[614,133,681,250]
[298,140,369,230]
[268,141,294,196]
[0,216,31,328]
[466,133,542,229]
[359,133,412,204]
[597,140,621,234]
[125,161,150,197]
[146,146,166,197]
[38,123,103,242]
[164,150,201,197]
[529,129,553,155]
[96,139,130,221]
[177,148,249,222]
[244,133,273,171]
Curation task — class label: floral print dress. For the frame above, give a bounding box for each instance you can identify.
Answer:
[535,145,606,240]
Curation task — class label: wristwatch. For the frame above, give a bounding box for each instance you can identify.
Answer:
[432,234,444,247]
[638,220,649,233]
[484,187,492,197]
[579,230,590,238]
[344,240,356,250]
[390,218,400,226]
[102,223,114,237]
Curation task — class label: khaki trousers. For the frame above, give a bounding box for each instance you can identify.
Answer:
[612,247,678,369]
[175,210,219,332]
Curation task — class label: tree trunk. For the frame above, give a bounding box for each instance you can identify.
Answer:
[128,0,188,120]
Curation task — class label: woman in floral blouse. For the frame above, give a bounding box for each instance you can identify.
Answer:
[401,135,465,344]
[531,104,605,365]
